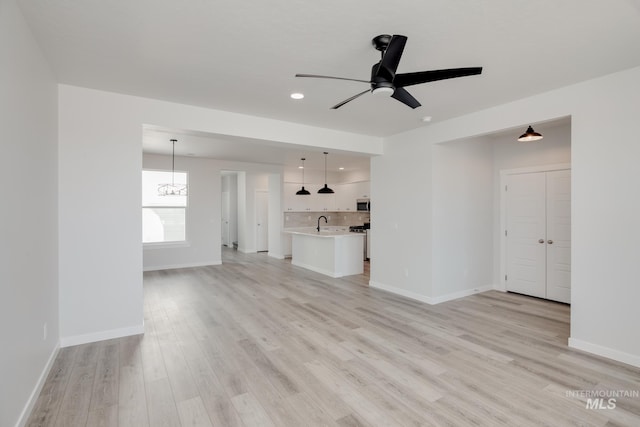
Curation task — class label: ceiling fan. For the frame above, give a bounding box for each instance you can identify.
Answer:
[296,34,482,110]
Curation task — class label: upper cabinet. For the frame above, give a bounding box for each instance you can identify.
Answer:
[352,181,370,199]
[312,190,336,212]
[284,181,369,212]
[283,183,308,211]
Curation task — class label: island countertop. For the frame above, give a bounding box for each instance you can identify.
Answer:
[284,227,356,237]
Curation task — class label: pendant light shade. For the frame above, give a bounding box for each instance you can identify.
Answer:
[318,152,334,194]
[158,139,188,196]
[517,125,543,142]
[296,158,311,195]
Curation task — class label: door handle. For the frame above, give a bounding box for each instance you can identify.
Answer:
[538,239,544,244]
[547,239,553,244]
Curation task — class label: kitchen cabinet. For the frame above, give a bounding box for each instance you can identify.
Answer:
[334,181,370,211]
[334,183,356,211]
[283,181,369,212]
[352,181,370,199]
[286,228,364,277]
[283,182,333,212]
[312,190,335,212]
[283,183,309,211]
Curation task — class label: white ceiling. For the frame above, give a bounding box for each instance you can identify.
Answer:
[17,0,640,168]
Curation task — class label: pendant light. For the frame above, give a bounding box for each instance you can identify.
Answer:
[158,139,188,196]
[517,125,543,142]
[296,158,311,195]
[318,152,334,194]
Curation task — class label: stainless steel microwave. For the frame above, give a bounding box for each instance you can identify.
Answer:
[356,199,370,211]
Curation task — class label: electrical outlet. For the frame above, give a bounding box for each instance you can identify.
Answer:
[404,268,409,277]
[285,216,289,221]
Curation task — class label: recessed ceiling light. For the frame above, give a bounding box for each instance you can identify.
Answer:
[422,116,432,122]
[339,167,345,170]
[298,166,304,169]
[290,93,304,100]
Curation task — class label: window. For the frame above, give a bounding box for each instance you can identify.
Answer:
[142,170,188,243]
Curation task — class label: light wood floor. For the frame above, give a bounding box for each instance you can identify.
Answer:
[27,248,640,426]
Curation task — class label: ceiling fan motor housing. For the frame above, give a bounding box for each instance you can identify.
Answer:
[372,34,392,52]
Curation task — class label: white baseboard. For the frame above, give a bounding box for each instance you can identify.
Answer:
[369,281,492,305]
[292,260,340,278]
[268,252,285,260]
[429,285,494,304]
[568,337,640,368]
[143,260,221,272]
[15,342,60,427]
[60,323,144,348]
[369,281,434,304]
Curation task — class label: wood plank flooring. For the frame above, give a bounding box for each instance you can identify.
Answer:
[27,248,640,426]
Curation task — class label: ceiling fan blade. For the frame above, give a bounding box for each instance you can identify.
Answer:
[377,35,407,79]
[295,74,370,84]
[394,67,483,87]
[331,89,371,109]
[391,87,421,109]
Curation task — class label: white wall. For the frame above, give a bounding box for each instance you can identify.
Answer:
[0,1,59,426]
[373,66,640,367]
[431,137,494,300]
[143,154,221,270]
[268,174,284,259]
[369,133,434,300]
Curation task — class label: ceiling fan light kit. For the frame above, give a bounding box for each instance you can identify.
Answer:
[372,86,394,96]
[296,34,483,110]
[517,125,543,142]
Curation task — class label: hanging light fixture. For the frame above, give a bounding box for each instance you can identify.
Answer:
[296,158,311,195]
[517,125,543,142]
[158,139,188,196]
[318,152,334,194]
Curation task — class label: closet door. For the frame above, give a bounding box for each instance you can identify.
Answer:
[506,172,547,298]
[545,170,571,303]
[505,169,571,303]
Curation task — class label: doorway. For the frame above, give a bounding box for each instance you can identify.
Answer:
[255,190,269,252]
[501,165,571,303]
[222,191,230,247]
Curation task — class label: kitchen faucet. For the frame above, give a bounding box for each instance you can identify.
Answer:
[317,215,328,232]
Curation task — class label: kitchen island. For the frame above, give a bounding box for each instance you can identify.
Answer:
[285,228,364,278]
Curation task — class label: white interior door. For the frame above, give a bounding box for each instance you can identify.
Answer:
[222,191,230,247]
[506,172,547,298]
[256,191,268,252]
[505,169,571,303]
[545,170,571,303]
